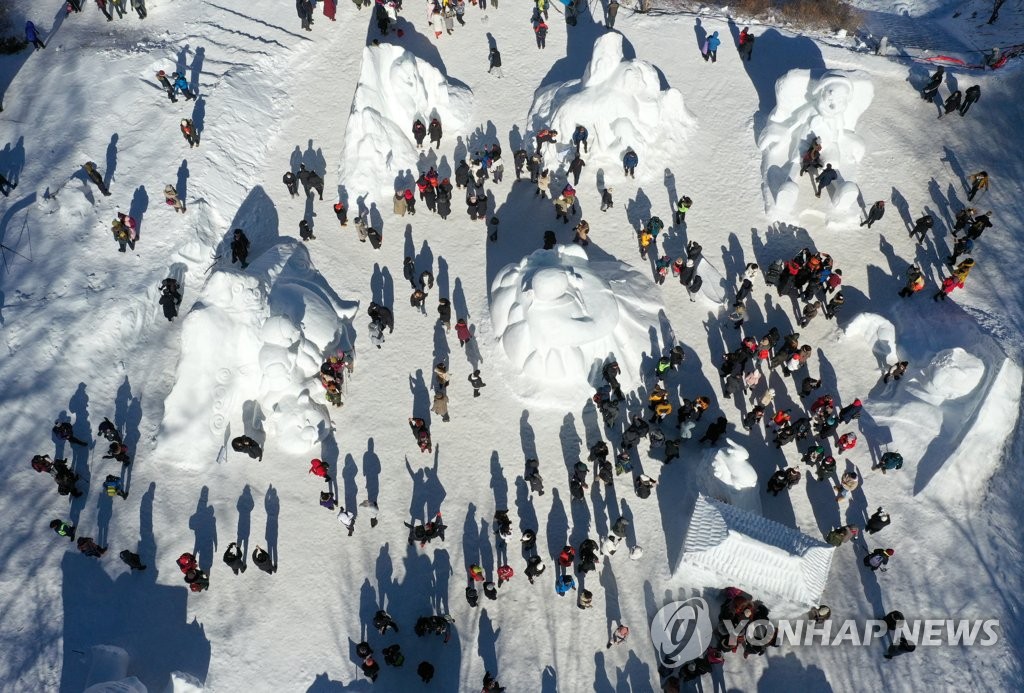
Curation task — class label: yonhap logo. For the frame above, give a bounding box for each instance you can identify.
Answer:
[650,598,714,667]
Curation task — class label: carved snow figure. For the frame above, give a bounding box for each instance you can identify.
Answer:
[757,69,874,216]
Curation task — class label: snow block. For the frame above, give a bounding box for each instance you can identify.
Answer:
[680,495,834,613]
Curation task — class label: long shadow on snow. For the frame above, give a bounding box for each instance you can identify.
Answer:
[731,28,825,140]
[535,0,616,91]
[59,486,210,692]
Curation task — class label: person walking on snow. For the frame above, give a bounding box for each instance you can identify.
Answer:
[921,66,943,100]
[967,171,989,201]
[283,170,299,197]
[82,162,111,196]
[816,164,838,197]
[622,148,638,178]
[171,72,195,100]
[933,275,963,301]
[703,31,720,62]
[412,119,427,149]
[155,70,177,102]
[863,547,894,572]
[180,118,199,148]
[606,0,618,28]
[940,90,962,117]
[230,229,250,268]
[909,214,933,242]
[534,19,548,49]
[960,85,981,116]
[738,27,755,61]
[25,22,46,50]
[860,200,885,228]
[488,47,503,77]
[607,624,630,648]
[164,184,185,213]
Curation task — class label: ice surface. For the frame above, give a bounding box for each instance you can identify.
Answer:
[490,244,663,391]
[528,33,695,167]
[757,69,874,216]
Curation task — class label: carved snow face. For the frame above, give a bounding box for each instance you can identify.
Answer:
[490,244,661,387]
[815,78,852,118]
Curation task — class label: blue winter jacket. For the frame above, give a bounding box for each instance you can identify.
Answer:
[623,151,638,168]
[707,32,721,52]
[25,22,38,42]
[174,76,190,93]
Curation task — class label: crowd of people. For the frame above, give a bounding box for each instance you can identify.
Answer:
[11,0,1004,689]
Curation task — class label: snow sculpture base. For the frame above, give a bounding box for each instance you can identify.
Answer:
[757,69,874,218]
[160,242,357,465]
[338,45,473,203]
[490,244,663,396]
[528,33,695,166]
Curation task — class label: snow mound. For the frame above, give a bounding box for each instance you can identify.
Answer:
[905,348,985,405]
[82,646,146,693]
[680,495,834,614]
[844,312,899,367]
[757,69,874,216]
[490,244,663,391]
[528,33,695,166]
[697,441,763,515]
[338,45,473,203]
[160,242,357,463]
[165,672,206,693]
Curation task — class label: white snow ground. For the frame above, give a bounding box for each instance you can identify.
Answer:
[1,1,1023,692]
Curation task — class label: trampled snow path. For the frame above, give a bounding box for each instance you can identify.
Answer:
[1,1,1023,692]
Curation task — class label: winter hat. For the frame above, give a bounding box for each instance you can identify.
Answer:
[853,399,862,406]
[884,548,895,556]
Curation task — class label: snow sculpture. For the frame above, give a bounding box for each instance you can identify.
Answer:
[528,32,695,165]
[490,244,663,390]
[161,242,357,464]
[757,69,874,215]
[697,441,763,515]
[905,348,984,406]
[338,44,473,203]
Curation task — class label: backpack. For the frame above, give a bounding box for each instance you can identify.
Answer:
[687,275,703,293]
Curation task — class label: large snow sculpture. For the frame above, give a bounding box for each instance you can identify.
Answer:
[338,45,473,203]
[757,69,874,215]
[528,33,695,165]
[490,245,663,390]
[160,242,357,464]
[905,348,984,405]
